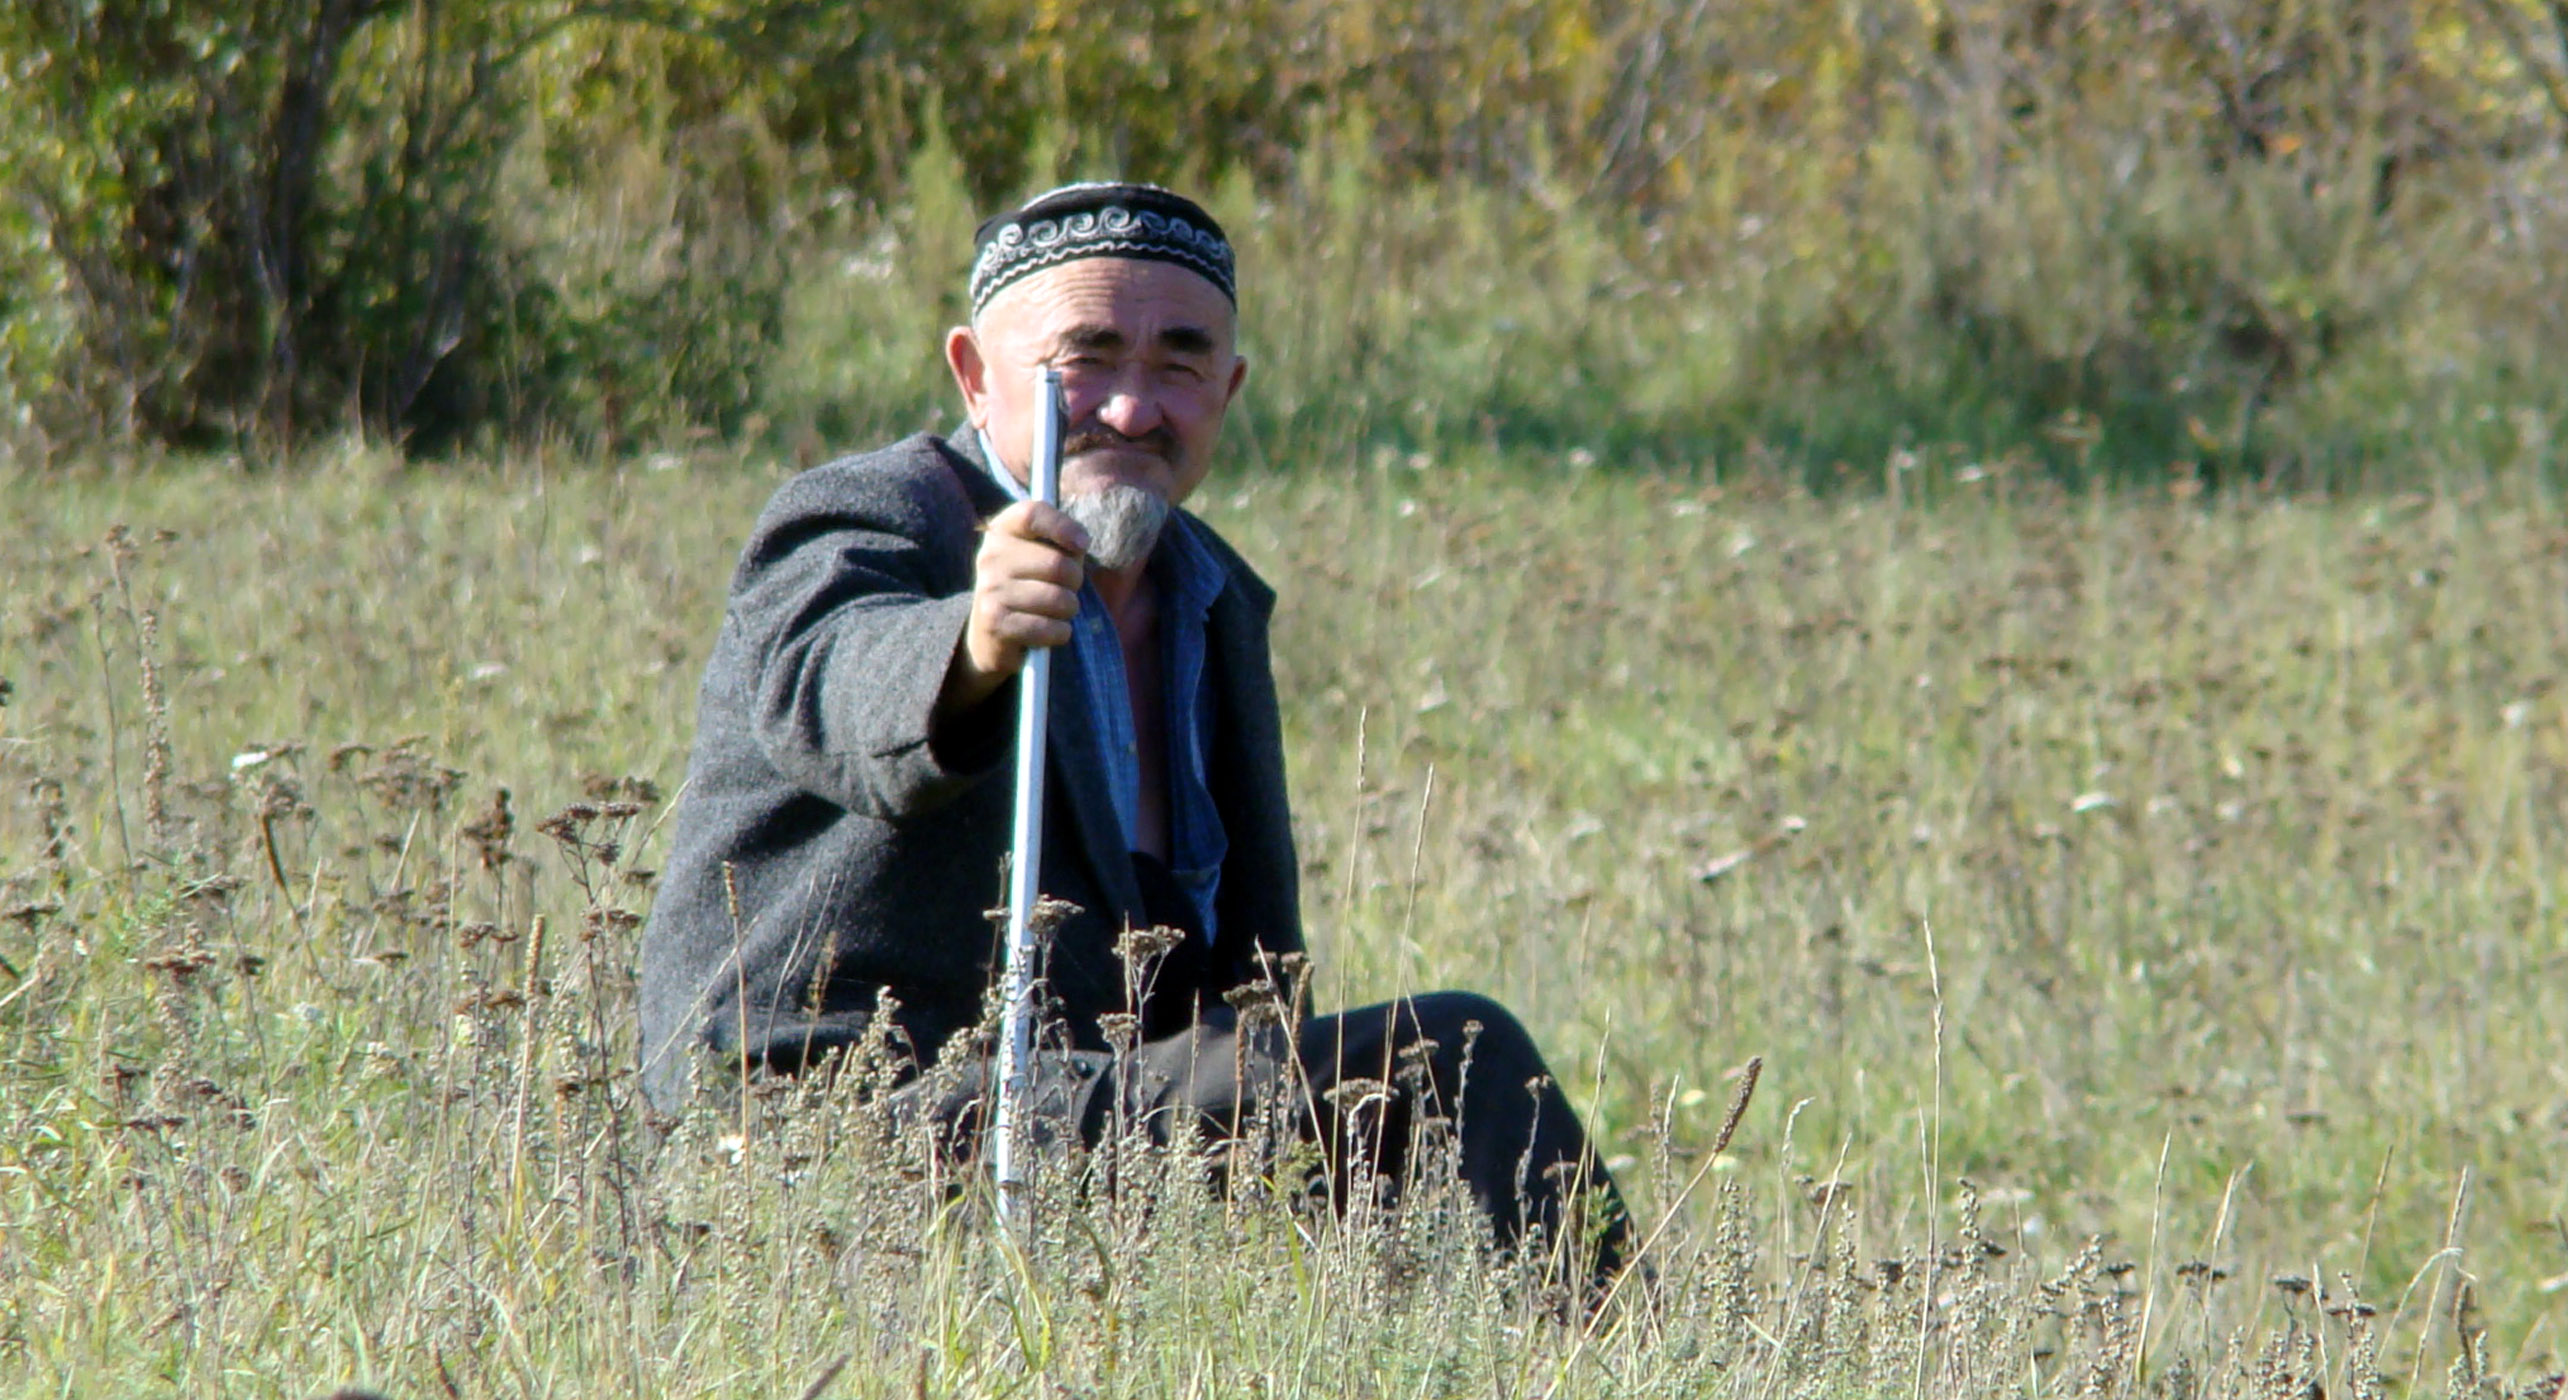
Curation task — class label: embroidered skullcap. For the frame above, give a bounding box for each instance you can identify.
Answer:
[969,182,1235,316]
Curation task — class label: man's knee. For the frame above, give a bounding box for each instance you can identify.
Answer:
[1401,990,1536,1063]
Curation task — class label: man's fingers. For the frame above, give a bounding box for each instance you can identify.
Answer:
[980,533,1085,591]
[962,510,1090,684]
[970,582,1075,670]
[982,608,1073,653]
[989,500,1091,558]
[985,577,1081,623]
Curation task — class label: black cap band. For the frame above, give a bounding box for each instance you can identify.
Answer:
[969,182,1235,315]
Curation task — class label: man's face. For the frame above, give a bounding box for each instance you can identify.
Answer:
[948,257,1248,514]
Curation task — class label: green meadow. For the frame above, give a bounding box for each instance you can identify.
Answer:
[3,446,2562,1395]
[10,0,2568,1391]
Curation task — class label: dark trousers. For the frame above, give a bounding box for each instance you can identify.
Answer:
[944,991,1633,1285]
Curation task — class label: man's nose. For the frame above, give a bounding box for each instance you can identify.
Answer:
[1083,369,1165,437]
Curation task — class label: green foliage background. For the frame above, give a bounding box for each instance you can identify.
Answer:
[4,0,2568,480]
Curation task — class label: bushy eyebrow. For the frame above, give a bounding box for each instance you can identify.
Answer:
[1057,323,1219,356]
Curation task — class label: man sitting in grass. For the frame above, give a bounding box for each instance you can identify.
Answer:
[638,181,1631,1285]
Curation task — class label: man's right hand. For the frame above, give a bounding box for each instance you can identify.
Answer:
[940,500,1090,716]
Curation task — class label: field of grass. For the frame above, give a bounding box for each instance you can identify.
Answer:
[3,443,2565,1396]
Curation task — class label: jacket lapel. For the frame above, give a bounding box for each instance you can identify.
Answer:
[1202,572,1291,935]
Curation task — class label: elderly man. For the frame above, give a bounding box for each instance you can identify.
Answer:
[639,182,1630,1280]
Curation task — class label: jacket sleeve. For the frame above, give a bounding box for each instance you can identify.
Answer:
[721,460,1012,818]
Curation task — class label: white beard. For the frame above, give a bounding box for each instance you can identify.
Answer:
[1062,483,1171,570]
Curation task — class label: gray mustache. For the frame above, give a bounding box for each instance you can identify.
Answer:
[1063,426,1177,461]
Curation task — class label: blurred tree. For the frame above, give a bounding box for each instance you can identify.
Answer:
[0,0,2561,461]
[0,0,795,450]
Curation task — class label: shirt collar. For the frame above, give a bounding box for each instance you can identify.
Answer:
[973,427,1026,504]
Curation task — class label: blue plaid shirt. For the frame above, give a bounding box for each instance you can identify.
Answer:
[977,434,1229,942]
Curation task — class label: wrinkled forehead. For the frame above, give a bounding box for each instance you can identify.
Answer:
[972,256,1239,350]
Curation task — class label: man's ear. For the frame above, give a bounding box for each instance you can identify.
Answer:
[1225,355,1249,407]
[945,324,989,427]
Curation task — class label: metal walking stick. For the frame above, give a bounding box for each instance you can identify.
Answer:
[992,366,1064,1228]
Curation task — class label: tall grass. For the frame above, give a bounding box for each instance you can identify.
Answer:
[3,443,2563,1393]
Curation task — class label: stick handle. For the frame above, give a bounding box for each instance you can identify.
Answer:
[993,367,1064,1226]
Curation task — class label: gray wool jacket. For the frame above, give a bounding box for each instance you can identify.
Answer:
[637,431,1304,1112]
